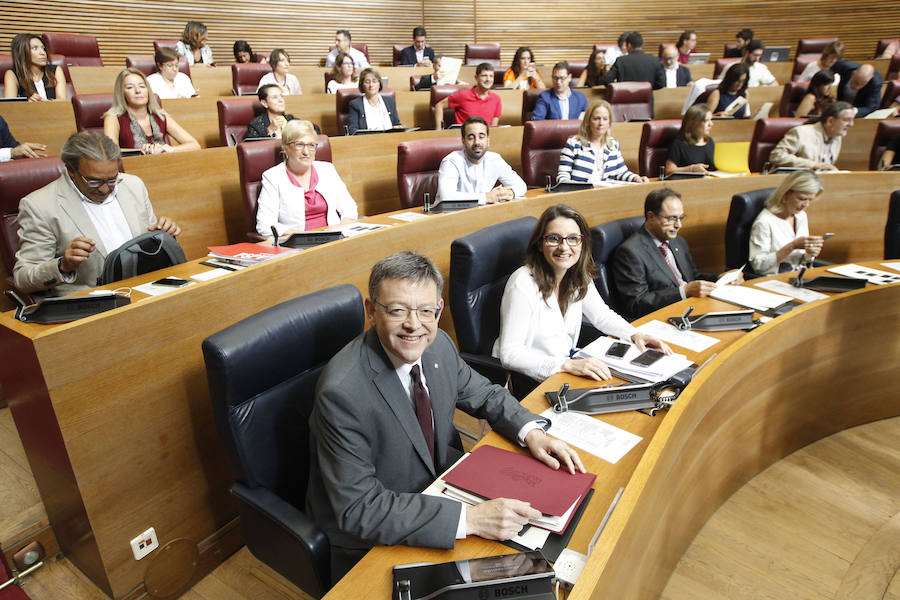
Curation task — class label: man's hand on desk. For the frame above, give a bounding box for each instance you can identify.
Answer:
[61,236,96,273]
[486,186,515,204]
[465,498,541,540]
[150,216,182,237]
[684,280,716,298]
[524,429,586,475]
[631,332,672,356]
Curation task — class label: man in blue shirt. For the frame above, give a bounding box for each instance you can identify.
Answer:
[532,62,588,121]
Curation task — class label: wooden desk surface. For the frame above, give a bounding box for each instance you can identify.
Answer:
[1,175,898,597]
[324,263,900,599]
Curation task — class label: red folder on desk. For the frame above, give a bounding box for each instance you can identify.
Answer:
[442,446,596,516]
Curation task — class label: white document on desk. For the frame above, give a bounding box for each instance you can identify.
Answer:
[710,285,792,310]
[578,336,695,381]
[390,212,429,222]
[133,281,195,296]
[881,262,900,273]
[636,319,719,352]
[754,279,828,302]
[332,222,390,237]
[540,408,642,464]
[829,263,900,285]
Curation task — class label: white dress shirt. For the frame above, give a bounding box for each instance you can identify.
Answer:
[66,173,133,254]
[436,150,527,204]
[325,47,370,68]
[493,266,637,381]
[749,207,810,274]
[146,72,196,99]
[663,65,678,88]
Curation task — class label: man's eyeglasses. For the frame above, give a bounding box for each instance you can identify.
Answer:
[372,299,441,322]
[74,169,119,189]
[289,141,318,151]
[543,233,584,247]
[658,214,687,224]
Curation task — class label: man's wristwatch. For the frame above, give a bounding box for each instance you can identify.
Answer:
[58,257,74,275]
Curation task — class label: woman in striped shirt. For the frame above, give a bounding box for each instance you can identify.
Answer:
[556,100,648,184]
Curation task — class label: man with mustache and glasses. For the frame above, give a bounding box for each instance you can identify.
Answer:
[436,116,526,205]
[13,131,181,296]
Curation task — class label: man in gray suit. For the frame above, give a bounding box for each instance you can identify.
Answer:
[307,251,584,582]
[13,131,181,295]
[613,188,735,319]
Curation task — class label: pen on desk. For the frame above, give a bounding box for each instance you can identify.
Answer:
[271,226,279,247]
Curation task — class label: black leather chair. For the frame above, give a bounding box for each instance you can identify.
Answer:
[886,191,900,260]
[725,188,774,273]
[449,216,538,398]
[591,216,645,316]
[202,284,365,598]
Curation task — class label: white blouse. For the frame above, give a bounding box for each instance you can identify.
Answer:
[748,207,810,274]
[146,72,196,99]
[492,266,637,381]
[362,94,392,130]
[327,80,358,94]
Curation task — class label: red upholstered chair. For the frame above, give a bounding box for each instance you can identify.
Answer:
[396,137,463,208]
[779,81,810,117]
[46,53,74,99]
[153,40,180,55]
[792,54,820,81]
[492,67,505,88]
[606,81,653,122]
[883,79,900,108]
[520,119,581,188]
[723,43,738,57]
[323,71,335,92]
[638,120,680,177]
[392,45,405,67]
[658,42,676,58]
[335,88,398,134]
[232,63,271,96]
[72,93,113,134]
[521,89,543,123]
[328,44,369,61]
[126,55,190,78]
[567,60,587,80]
[876,38,900,58]
[237,136,332,239]
[797,38,837,56]
[870,120,900,170]
[887,55,900,82]
[42,32,103,66]
[748,118,804,172]
[217,97,265,146]
[430,84,470,129]
[692,82,719,107]
[0,157,66,290]
[464,43,501,66]
[713,58,740,79]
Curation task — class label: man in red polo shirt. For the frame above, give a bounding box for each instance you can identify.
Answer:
[434,62,502,129]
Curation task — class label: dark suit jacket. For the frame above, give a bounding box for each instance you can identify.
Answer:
[347,95,402,134]
[400,45,435,66]
[245,112,295,139]
[603,49,662,87]
[833,60,882,117]
[306,328,534,582]
[654,64,692,89]
[0,115,18,149]
[612,227,713,319]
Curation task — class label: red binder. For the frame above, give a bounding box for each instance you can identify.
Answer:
[442,446,596,516]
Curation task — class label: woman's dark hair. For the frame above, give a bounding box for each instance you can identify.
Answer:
[806,69,836,116]
[10,33,57,98]
[330,51,356,83]
[181,21,207,50]
[720,62,749,97]
[679,104,711,144]
[676,30,695,51]
[358,67,383,93]
[233,40,253,62]
[584,48,606,87]
[269,48,289,71]
[524,204,595,312]
[510,46,534,78]
[154,46,179,68]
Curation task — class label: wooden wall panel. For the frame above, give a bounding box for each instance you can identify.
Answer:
[1,1,897,71]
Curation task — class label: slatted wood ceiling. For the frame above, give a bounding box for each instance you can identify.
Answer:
[1,1,897,69]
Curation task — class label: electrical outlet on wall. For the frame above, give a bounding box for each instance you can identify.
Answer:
[129,527,158,560]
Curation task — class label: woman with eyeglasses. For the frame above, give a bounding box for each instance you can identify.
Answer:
[146,47,196,99]
[557,100,649,184]
[255,120,357,237]
[327,51,359,93]
[4,33,67,101]
[347,68,402,135]
[493,204,669,382]
[256,48,302,95]
[103,68,200,155]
